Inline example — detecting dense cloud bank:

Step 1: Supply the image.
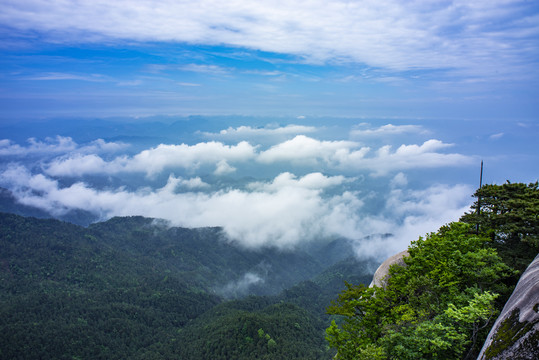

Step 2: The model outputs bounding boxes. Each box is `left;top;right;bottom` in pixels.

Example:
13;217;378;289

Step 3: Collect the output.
0;122;475;257
1;135;471;178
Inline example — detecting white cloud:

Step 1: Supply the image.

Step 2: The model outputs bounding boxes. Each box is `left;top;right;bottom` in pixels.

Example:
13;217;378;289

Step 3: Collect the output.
83;139;128;153
0;136;126;157
351;184;473;258
350;124;427;137
0;124;480;258
257;135;363;166
1;1;536;77
178;82;201;87
45;140;257;177
247;172;349;192
179;64;230;75
216;271;264;298
390;172;408;188
257;136;473;175
37;134;474;179
214;160;236;175
360;140;472;176
203;124;318;139
0;166;363;249
0;136;77;156
242;69;283;76
176;176;210;189
1;163;475;257
45;154;113;177
290;172;349;189
117;79;142;86
489;132;504;140
23;72;109;82
128;141;256;175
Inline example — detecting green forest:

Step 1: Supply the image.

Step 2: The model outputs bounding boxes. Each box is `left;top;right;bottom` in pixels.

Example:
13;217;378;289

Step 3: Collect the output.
0;210;376;359
1;182;537;359
327;182;539;359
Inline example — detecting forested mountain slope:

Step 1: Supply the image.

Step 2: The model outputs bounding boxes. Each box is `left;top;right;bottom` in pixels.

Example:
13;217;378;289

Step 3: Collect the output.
0;212;377;359
326;182;539;360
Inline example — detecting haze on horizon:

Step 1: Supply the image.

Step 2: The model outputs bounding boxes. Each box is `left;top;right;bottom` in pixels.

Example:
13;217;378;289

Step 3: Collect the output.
0;1;537;258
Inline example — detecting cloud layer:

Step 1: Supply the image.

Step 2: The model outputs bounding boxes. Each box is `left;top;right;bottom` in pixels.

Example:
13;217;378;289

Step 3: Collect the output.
1;1;537;76
1;164;362;248
350;124;427;137
351;181;473;258
40;135;472;178
45;141;257;177
0;136;126;157
258;136;472;175
201;124;318;140
0;163;472;256
0;120;478;257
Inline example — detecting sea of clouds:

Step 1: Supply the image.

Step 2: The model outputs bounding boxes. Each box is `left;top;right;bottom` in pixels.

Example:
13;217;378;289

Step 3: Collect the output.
0;121;475;258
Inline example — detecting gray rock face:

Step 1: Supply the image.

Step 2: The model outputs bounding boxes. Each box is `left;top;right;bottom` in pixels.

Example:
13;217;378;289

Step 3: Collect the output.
369;250;409;288
477;253;539;360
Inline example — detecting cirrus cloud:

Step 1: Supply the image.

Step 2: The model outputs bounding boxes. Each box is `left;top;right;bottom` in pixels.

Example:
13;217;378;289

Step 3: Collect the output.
1;0;536;78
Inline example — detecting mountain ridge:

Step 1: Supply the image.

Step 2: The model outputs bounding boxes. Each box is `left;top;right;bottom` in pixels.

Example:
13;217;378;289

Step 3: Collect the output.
0;211;378;359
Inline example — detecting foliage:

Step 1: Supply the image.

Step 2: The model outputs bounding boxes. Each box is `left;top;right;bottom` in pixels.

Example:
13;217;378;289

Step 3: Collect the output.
173;258;377;359
0;214;221;359
461;182;539;267
6;181;534;359
326;222;515;360
461;181;539;295
461;182;539;246
0;212;374;359
176;301;330;359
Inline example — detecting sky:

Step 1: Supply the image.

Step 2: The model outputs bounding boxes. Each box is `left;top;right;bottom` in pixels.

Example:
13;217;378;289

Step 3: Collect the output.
0;1;538;258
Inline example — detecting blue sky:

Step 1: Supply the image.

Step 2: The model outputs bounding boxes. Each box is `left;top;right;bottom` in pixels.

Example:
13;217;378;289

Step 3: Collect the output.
0;1;538;256
1;0;538;119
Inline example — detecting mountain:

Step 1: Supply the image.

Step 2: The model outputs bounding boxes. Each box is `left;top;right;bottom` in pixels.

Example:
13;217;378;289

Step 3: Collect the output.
175;257;378;360
0;212;378;359
0;187;99;226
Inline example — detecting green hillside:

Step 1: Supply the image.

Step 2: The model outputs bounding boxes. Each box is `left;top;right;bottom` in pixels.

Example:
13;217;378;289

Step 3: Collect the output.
0;212;377;359
326;182;539;359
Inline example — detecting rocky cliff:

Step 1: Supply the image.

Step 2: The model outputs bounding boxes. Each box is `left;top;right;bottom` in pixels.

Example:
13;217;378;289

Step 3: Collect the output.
477;252;539;360
369;250;409;288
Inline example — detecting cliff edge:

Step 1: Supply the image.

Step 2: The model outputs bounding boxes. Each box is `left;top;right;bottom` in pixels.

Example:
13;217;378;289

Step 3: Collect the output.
477;252;539;360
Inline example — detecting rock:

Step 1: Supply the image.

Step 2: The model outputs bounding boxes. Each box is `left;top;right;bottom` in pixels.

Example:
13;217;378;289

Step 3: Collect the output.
477;252;539;360
369;250;409;288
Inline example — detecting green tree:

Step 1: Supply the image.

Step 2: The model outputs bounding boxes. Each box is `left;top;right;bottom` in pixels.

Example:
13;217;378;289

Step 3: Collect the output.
267;338;277;350
461;182;539;248
326;222;514;360
461;181;539;274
